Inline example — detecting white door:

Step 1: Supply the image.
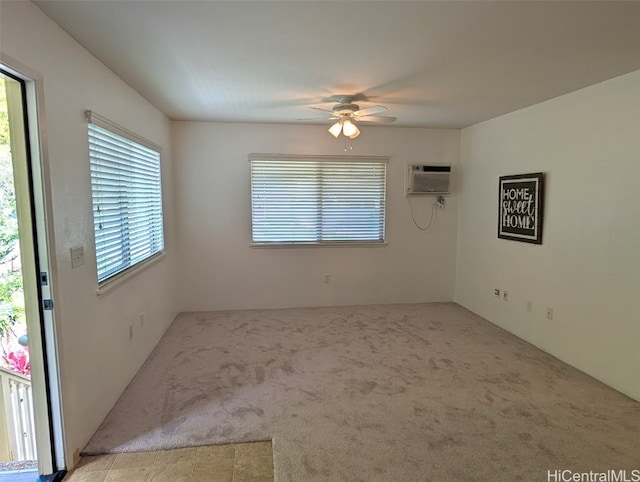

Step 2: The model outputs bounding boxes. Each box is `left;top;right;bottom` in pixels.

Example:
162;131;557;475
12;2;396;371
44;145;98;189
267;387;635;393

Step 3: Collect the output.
1;64;65;479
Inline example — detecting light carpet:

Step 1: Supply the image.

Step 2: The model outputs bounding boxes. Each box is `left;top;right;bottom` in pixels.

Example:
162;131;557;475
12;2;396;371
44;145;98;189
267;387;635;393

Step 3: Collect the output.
83;303;640;481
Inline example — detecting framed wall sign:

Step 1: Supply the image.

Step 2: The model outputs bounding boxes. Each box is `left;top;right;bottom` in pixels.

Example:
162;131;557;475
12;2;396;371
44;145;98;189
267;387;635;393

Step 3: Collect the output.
498;172;544;244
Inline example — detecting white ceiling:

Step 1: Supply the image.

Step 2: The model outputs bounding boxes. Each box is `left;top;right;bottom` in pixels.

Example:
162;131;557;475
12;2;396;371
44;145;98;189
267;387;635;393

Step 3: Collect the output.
34;0;640;128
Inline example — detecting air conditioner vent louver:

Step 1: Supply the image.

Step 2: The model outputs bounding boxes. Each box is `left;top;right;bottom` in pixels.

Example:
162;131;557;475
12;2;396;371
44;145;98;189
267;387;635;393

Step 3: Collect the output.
407;164;451;195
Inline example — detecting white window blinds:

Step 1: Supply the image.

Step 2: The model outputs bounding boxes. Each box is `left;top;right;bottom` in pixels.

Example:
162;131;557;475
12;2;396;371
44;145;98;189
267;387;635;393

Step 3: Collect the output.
250;155;387;245
87;111;164;283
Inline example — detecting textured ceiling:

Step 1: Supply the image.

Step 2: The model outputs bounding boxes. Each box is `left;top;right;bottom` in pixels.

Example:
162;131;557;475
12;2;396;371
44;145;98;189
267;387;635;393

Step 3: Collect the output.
34;0;640;128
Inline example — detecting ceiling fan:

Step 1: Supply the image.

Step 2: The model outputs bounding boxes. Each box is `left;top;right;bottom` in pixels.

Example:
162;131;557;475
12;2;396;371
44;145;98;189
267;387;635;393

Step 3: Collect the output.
299;95;397;139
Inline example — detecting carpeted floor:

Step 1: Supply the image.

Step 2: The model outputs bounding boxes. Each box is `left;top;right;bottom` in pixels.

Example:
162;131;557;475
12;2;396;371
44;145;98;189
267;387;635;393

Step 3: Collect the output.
83;303;640;481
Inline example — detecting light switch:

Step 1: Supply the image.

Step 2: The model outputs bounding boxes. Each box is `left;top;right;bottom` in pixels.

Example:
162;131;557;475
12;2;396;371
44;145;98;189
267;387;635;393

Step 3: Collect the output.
70;246;85;268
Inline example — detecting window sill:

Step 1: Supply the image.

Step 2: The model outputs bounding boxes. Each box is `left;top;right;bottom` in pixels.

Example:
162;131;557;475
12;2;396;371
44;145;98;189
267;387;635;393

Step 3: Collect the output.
250;242;388;249
96;251;166;297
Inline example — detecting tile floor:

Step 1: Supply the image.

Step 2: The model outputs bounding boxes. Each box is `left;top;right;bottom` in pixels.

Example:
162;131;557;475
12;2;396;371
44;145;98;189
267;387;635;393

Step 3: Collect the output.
64;441;274;482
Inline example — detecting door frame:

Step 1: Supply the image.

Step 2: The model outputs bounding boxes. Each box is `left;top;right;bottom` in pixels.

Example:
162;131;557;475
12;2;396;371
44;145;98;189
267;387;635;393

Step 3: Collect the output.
1;54;66;475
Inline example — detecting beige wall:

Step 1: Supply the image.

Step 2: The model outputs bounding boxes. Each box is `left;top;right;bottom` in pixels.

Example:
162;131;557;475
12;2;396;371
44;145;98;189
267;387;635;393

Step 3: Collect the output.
455;70;640;401
1;1;179;462
173;122;460;311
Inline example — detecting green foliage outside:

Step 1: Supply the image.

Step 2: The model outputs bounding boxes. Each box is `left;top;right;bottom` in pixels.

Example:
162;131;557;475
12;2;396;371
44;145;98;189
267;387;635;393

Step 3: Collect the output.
0;77;26;349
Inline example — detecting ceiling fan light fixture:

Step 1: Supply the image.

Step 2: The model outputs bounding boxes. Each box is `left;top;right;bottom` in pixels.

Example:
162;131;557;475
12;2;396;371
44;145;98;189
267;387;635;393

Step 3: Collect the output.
342;118;358;138
303;96;396;141
328;121;342;138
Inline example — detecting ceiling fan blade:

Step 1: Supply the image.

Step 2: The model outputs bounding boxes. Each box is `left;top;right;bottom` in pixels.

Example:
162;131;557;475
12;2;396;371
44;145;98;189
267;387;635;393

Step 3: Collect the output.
309;106;336;114
296;116;335;121
356;115;397;123
353;105;388;117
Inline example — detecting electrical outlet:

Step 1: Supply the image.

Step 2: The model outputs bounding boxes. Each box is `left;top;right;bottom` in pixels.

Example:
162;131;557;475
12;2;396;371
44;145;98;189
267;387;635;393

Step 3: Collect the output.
324;273;331;284
502;290;509;302
139;312;144;328
70;246;85;268
526;300;532;312
128;324;134;339
494;288;500;298
546;308;553;320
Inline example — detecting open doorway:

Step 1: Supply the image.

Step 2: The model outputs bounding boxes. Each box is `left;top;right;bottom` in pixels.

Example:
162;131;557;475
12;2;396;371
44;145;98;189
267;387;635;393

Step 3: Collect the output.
0;68;38;480
0;67;65;481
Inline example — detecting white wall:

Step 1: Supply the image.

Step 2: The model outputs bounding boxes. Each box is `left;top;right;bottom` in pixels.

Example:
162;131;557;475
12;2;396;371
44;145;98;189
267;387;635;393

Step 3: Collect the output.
174;122;460;311
455;70;640;401
1;1;178;464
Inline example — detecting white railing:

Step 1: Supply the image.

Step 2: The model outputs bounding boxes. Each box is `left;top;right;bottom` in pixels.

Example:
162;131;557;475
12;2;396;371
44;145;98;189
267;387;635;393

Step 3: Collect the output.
0;367;37;462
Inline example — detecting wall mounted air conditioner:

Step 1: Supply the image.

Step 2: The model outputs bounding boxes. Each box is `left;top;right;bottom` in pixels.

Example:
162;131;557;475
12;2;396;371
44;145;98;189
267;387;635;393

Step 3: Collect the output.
406;164;451;195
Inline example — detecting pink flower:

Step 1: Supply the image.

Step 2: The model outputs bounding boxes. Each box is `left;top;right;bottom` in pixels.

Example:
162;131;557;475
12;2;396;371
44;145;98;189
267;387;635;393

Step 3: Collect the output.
3;349;30;376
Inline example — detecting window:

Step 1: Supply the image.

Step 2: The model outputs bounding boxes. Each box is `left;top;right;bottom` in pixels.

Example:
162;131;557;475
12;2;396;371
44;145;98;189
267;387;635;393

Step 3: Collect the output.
87;111;164;284
250;155;387;246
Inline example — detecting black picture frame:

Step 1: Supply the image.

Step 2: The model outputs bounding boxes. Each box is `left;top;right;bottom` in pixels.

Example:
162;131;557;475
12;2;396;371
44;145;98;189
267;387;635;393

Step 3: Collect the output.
498;172;544;244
